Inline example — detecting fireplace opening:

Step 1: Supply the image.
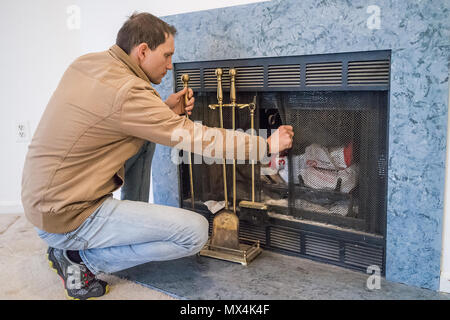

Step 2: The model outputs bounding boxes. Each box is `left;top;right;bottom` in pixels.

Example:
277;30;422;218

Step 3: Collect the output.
181;91;387;235
175;50;390;273
260;91;388;236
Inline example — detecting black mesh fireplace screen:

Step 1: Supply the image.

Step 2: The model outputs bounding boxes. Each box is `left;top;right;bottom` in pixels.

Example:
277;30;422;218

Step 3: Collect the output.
175;50;390;274
272;91;387;235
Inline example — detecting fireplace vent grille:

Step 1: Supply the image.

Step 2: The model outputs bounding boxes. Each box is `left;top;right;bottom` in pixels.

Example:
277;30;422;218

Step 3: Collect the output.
268;65;301;88
203;66;265;89
205;213;385;274
175;69;201;89
240;221;267;245
348;60;390;86
344;243;384;269
306;62;342;86
304;234;341;261
235;66;264;88
269;227;300;252
204;67;231;89
175;50;390;91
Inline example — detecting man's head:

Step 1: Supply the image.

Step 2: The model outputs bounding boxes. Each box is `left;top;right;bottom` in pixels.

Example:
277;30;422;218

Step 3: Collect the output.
116;12;177;84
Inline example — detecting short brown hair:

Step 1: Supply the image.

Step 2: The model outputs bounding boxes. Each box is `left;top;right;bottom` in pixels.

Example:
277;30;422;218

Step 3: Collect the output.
116;12;177;54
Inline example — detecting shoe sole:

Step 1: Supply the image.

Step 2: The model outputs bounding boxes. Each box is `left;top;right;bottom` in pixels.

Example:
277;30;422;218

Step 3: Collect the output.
46;252;109;300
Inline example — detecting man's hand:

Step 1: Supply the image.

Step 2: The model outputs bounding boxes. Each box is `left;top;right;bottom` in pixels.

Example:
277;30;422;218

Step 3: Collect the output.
267;125;294;154
165;87;195;116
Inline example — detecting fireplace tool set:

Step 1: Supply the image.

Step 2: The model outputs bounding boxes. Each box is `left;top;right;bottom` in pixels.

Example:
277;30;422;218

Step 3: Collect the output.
181;69;263;265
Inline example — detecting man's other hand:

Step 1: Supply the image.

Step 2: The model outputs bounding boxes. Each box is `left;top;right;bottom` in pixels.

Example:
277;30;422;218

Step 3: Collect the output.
165;87;195;116
267;125;294;154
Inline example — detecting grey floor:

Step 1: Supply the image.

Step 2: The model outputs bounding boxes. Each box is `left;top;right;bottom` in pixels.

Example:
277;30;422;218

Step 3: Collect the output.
115;250;450;300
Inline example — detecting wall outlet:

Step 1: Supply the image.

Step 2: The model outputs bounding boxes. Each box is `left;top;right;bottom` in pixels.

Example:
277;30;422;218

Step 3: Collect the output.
16;121;30;143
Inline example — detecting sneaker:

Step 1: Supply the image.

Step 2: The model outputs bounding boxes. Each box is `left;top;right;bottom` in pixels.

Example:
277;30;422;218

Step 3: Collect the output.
46;247;109;300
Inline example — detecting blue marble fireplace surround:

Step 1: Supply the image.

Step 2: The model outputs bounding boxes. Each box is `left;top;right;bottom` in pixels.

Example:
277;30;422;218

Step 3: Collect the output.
151;0;450;290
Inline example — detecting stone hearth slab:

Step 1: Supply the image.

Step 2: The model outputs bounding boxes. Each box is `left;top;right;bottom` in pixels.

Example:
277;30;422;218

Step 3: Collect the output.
114;250;450;300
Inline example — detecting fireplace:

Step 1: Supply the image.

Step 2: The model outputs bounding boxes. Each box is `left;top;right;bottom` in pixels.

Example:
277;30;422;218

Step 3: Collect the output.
174;50;390;274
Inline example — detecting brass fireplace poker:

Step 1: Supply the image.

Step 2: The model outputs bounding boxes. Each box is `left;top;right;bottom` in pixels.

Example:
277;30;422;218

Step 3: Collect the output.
199;68;262;265
181;74;195;209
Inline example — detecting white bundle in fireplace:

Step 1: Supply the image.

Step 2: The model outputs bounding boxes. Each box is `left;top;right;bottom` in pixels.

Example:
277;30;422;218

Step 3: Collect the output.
299;143;358;193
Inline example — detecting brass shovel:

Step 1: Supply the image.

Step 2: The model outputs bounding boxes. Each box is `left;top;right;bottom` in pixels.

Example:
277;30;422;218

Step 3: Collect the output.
210;68;240;250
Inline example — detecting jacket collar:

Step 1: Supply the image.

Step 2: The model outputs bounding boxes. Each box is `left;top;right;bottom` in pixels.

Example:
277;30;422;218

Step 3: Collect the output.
109;45;151;84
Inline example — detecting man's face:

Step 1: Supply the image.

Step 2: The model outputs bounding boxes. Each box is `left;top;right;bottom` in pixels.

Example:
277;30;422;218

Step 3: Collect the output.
140;34;174;84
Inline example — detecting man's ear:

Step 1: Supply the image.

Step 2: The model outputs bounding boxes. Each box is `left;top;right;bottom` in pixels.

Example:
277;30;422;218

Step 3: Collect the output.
135;43;149;62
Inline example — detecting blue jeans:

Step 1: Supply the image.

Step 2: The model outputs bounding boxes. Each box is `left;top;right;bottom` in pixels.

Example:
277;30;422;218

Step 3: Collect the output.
36;142;209;274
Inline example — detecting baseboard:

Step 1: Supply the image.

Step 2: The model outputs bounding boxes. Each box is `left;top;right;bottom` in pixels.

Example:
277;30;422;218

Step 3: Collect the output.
440;272;450;293
0;202;24;215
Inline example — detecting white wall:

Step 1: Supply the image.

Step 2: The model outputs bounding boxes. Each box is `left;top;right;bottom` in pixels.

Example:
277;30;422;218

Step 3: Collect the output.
0;0;81;213
0;0;269;214
440;72;450;294
78;0;270;54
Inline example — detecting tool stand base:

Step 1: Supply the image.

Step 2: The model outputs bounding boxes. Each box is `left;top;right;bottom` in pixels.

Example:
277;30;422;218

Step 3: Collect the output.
199;238;262;266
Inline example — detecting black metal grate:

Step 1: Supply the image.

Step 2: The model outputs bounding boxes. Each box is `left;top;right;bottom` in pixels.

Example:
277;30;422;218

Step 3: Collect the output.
344;242;384;270
304;233;341;262
240;220;267;245
174;50;390;91
269;227;301;252
268;65;301;88
204;67;231;90
348;60;390;86
306;62;342;86
235;66;264;88
175;69;201;90
204;212;385;274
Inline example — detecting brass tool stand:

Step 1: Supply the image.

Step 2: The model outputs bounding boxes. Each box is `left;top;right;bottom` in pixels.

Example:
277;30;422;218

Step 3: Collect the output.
181;74;195;209
199;239;262;266
199;68;262;266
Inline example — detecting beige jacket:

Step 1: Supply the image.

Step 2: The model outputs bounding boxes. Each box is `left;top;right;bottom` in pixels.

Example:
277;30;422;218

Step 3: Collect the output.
21;45;267;234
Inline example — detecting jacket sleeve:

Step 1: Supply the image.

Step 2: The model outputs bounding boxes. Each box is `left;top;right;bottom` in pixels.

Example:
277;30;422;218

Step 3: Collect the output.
117;80;268;162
